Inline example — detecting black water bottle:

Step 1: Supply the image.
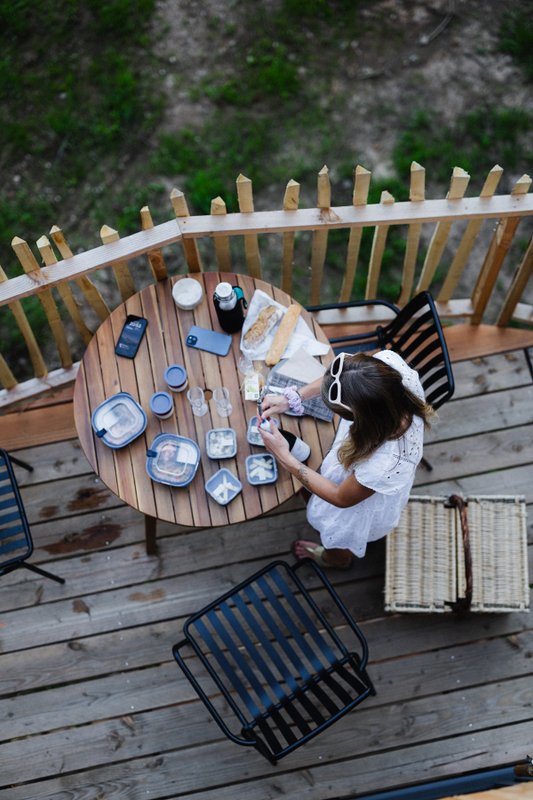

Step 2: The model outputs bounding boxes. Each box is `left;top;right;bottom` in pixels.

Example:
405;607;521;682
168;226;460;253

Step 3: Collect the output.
280;429;311;462
213;282;247;333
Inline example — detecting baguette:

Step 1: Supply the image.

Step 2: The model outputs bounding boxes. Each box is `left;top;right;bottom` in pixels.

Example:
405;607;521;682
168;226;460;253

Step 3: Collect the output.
265;303;302;366
243;305;282;349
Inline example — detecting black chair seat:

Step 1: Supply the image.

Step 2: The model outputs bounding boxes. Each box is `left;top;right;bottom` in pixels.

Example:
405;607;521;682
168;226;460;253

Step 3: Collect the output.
173;559;375;763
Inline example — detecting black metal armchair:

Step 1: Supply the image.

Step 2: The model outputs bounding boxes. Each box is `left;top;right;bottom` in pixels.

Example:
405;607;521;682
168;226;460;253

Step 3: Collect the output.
308;292;455;469
308;291;454;412
0;449;65;584
172;559;375;764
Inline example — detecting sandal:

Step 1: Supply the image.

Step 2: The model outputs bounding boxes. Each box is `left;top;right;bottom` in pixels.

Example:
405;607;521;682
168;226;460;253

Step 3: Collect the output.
291;539;352;570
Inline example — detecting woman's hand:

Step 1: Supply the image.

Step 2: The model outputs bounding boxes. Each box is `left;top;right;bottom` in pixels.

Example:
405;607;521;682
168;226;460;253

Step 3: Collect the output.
259;420;291;463
260;393;289;418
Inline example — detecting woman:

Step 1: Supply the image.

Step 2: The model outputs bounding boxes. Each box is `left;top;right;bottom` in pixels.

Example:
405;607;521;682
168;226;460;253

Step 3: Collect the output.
259;349;434;568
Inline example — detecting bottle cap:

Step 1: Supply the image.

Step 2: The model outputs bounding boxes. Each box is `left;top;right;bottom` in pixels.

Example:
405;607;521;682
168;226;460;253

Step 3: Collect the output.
150;391;173;418
164;364;187;390
215;282;233;300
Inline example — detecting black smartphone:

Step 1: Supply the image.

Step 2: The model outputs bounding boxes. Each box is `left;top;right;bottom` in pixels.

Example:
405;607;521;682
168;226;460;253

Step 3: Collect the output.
115;315;148;359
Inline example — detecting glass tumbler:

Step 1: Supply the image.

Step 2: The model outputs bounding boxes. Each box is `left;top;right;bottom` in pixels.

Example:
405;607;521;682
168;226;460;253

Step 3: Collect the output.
187;386;208;417
213;386;232;416
237;353;255;376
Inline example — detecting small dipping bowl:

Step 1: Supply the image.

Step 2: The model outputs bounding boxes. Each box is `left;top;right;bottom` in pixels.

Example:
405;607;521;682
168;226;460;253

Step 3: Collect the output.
150;391;173;419
245;453;278;486
247;415;279;447
206;427;237;459
172;277;203;310
164;364;188;392
205;468;242;506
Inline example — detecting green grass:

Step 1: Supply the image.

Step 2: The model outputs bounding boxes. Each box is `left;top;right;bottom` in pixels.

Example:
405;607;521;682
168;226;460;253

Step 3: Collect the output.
499;6;533;81
0;0;162;265
393;107;532;189
2;0;532;380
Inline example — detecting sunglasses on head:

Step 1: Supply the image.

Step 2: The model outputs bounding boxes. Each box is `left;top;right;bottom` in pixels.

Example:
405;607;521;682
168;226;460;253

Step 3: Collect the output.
328;352;353;413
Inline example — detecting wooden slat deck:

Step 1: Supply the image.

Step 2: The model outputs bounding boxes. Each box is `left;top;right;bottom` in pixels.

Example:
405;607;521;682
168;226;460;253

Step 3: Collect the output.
0;344;532;799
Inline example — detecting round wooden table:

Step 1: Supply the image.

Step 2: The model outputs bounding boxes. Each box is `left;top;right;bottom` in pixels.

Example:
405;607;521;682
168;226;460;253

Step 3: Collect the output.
73;273;336;553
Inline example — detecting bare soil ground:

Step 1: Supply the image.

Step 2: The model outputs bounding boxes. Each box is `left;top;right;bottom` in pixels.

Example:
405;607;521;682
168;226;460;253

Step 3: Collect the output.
154;0;532;196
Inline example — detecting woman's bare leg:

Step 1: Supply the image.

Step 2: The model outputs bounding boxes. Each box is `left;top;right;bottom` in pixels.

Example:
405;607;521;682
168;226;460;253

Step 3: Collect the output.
292;539;352;568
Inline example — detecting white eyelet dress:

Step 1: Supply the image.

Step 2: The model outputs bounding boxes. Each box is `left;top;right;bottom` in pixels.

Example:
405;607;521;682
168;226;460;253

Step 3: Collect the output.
306;350;425;558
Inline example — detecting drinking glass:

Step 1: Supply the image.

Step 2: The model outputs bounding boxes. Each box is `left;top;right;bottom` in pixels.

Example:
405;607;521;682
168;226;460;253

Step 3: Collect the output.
213;386;232;417
186;386;208;417
237;353;255;376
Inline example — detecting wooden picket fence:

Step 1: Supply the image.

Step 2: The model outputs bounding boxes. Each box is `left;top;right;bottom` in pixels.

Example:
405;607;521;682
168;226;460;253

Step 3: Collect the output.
0;162;532;408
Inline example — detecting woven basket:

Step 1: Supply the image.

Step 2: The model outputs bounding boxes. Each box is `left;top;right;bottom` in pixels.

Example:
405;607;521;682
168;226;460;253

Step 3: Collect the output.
385;495;529;613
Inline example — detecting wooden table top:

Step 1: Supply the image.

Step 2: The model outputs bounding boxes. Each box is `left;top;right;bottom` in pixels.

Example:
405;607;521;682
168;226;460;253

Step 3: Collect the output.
73;273;336;529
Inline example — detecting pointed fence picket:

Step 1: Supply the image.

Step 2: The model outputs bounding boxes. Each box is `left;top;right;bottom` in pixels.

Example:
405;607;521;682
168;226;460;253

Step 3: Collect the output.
398;161;425;305
339;164;371;302
0;160;531;404
49;225;110;322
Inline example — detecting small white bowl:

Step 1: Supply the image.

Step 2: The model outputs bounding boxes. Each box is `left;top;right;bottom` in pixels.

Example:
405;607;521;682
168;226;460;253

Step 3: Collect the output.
172;277;203;310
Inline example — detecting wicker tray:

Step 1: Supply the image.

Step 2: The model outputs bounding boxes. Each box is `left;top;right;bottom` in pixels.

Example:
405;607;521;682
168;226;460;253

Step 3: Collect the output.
385;495;529;613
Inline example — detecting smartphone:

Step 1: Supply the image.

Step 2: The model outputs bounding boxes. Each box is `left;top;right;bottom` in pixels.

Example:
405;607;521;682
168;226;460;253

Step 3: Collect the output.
185;325;232;357
115;315;148;359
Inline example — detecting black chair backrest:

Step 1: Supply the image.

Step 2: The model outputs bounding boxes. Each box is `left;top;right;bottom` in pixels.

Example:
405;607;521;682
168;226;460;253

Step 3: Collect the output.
323;292;454;410
0;449;32;573
379;292;455;410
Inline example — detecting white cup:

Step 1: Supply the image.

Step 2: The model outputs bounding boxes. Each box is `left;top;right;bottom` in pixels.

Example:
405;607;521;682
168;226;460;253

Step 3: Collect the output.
187;386;208;417
213;386;232;417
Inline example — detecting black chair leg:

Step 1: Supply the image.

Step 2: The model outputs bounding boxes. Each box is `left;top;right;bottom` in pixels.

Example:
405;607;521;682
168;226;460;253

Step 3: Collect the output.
420;456;433;471
22;562;65;585
9;455;34;472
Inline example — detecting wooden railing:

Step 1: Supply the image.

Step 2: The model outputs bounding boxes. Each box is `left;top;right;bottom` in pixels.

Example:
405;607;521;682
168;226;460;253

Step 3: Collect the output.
0;163;532;408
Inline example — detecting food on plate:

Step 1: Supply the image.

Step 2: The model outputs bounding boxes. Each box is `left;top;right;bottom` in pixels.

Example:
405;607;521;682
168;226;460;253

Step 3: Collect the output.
243;305;282;349
265;303;302;366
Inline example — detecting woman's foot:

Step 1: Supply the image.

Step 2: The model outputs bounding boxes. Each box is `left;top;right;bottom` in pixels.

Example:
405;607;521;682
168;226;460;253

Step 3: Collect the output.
291;539;352;569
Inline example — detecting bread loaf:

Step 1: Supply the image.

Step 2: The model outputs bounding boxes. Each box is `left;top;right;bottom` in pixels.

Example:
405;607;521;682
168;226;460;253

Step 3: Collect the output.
265;303;302;366
243;305;282;349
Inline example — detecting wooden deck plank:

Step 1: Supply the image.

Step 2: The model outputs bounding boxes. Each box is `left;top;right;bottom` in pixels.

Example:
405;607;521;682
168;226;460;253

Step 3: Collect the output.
4;719;532;799
0;402;76;449
443;324;533;362
2;593;530;699
0;345;532;799
450;350;532;398
426;384;532;442
444;786;533;800
418;424;532;484
3;626;532;741
2;674;531;786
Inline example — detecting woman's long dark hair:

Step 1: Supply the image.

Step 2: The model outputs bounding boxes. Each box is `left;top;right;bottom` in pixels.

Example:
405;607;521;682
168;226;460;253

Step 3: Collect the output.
321;353;434;468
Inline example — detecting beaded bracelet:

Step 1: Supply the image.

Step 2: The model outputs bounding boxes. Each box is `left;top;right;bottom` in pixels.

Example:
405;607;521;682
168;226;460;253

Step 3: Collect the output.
283;385;305;416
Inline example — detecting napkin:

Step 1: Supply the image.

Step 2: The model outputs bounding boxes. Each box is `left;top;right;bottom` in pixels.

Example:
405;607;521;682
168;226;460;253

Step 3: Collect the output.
240;290;330;361
275;347;327;383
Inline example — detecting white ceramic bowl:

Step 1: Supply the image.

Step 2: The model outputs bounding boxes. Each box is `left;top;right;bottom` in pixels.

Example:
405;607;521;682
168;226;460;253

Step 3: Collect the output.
172;278;203;310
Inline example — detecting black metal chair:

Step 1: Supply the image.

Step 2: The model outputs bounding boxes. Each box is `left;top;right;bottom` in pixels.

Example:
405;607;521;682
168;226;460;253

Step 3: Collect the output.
172;559;375;764
308;291;455;469
0;449;65;584
307;291;454;413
